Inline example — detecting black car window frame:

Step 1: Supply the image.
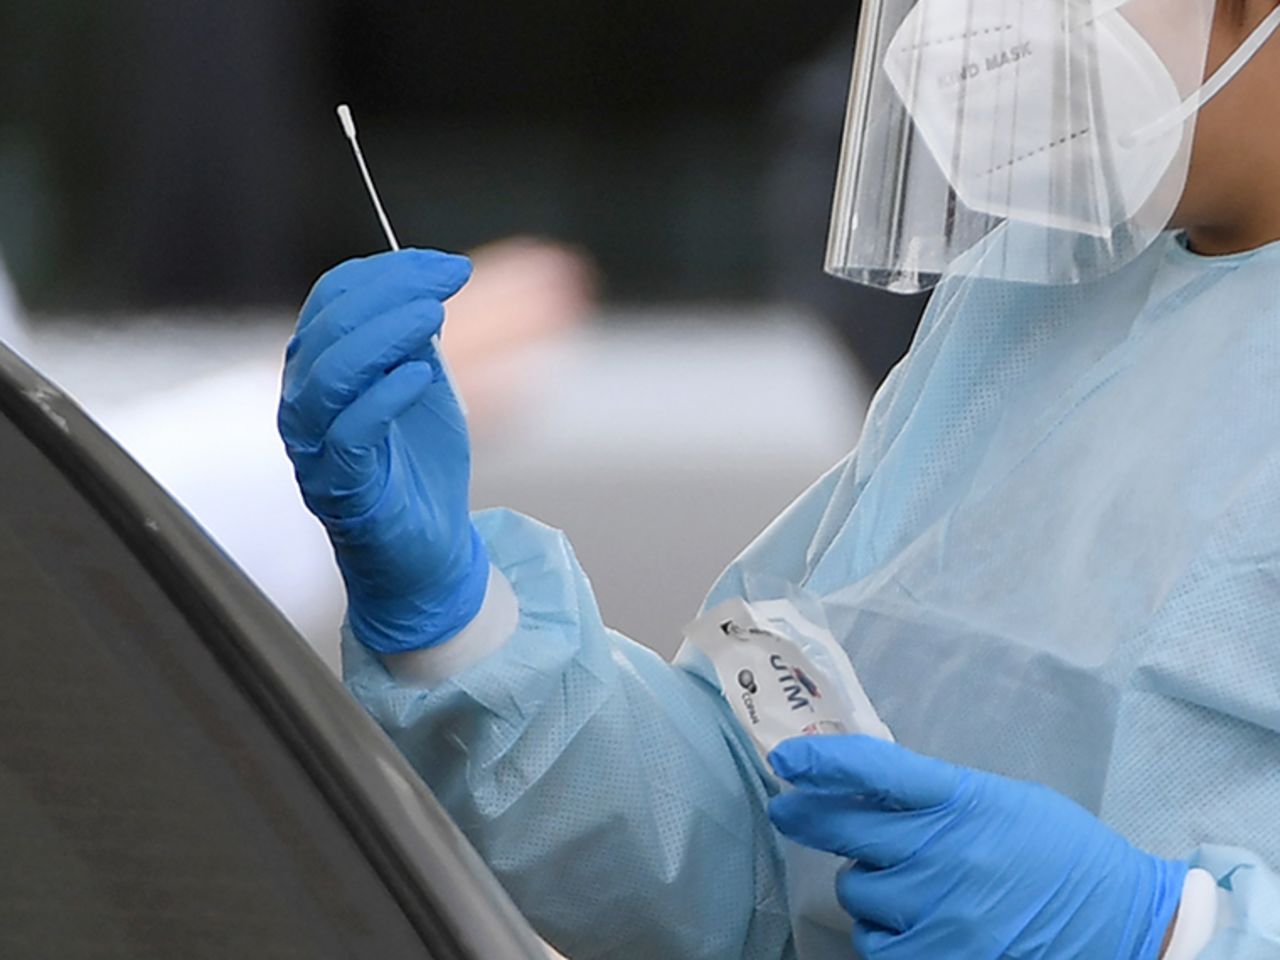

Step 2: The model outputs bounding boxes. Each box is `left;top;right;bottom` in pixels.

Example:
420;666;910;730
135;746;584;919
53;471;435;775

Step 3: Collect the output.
0;342;546;960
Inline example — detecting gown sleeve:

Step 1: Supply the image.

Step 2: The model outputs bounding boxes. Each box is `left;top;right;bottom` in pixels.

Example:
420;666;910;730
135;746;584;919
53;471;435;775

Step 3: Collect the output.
1190;846;1280;957
341;472;844;960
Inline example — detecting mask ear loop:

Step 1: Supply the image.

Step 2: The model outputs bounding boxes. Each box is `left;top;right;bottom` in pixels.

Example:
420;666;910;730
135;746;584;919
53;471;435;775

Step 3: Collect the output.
1122;4;1280;146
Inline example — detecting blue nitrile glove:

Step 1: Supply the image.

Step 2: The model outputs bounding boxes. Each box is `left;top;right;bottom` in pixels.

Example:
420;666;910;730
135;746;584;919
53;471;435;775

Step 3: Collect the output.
769;736;1187;960
278;249;489;653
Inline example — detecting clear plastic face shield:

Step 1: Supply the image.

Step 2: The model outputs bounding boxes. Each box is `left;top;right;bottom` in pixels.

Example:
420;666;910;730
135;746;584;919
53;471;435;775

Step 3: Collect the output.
827;0;1280;293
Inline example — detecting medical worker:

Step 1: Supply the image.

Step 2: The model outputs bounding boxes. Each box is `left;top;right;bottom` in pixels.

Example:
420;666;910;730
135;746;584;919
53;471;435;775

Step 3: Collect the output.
279;0;1280;956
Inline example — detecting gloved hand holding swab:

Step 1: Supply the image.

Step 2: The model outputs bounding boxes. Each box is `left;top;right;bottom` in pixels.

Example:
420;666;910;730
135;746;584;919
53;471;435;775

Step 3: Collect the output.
335;103;466;411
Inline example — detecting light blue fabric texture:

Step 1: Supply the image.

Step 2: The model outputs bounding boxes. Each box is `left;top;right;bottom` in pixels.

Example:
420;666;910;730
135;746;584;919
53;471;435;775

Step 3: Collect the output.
345;233;1280;959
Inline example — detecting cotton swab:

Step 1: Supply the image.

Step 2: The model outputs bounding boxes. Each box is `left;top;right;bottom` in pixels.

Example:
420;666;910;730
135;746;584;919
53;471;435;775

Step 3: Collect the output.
336;103;466;412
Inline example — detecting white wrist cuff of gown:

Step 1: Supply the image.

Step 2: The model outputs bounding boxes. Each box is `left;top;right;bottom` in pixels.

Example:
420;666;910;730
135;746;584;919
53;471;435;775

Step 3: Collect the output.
1163;868;1222;960
378;565;520;686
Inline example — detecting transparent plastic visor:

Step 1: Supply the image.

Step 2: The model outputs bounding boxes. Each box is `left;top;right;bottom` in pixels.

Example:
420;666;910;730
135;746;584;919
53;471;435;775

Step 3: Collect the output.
825;0;1223;294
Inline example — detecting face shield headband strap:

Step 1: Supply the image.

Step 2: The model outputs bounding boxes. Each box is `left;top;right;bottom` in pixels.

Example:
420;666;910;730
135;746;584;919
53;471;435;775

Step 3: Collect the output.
1126;4;1280;145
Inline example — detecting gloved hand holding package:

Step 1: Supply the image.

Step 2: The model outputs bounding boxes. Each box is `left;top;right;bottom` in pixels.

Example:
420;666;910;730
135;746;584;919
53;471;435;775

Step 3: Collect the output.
769;735;1188;960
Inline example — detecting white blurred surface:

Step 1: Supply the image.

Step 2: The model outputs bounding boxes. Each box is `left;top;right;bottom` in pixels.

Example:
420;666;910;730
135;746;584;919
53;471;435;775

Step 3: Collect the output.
472;309;865;655
0;261;30;359
26;314;348;667
22;307;867;670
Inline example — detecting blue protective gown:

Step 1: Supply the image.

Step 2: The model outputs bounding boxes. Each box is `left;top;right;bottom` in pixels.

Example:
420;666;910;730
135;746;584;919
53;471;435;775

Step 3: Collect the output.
345;233;1280;959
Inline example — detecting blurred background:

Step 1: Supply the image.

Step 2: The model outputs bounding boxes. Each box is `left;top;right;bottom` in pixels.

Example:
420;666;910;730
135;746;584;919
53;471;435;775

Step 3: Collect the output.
0;0;927;668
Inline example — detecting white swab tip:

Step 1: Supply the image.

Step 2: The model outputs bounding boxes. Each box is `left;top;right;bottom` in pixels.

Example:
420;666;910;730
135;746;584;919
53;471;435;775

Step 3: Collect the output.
336;104;357;140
